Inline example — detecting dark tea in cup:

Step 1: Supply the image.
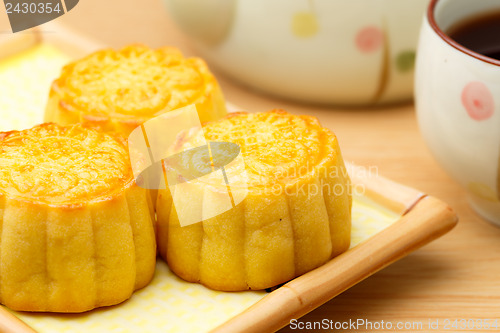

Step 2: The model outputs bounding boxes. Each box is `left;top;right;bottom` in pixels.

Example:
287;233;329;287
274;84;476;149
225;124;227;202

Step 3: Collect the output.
448;11;500;60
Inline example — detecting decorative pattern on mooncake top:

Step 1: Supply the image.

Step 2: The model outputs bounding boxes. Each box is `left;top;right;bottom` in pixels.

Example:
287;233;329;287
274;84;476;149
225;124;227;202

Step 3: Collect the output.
45;45;227;135
157;110;352;291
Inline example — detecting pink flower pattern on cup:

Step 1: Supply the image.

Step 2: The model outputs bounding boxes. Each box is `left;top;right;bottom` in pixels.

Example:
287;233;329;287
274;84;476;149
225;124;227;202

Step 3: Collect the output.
356;26;384;53
461;81;495;121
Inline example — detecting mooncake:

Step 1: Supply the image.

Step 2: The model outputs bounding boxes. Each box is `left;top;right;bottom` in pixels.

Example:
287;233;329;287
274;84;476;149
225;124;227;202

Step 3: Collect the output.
156;110;351;291
0;123;156;312
44;44;227;136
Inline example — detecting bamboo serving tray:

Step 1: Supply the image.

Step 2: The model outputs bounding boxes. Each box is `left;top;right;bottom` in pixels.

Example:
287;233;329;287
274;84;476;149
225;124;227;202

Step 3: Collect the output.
0;24;458;333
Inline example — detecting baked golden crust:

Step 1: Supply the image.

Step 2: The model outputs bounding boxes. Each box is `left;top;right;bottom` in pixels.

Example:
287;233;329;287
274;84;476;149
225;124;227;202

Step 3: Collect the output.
0;123;156;312
44;45;227;136
0;123;132;205
157;110;352;291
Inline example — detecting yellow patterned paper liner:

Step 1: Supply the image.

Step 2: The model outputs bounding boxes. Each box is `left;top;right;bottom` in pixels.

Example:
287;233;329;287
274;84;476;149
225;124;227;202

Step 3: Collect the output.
0;44;71;131
0;44;400;333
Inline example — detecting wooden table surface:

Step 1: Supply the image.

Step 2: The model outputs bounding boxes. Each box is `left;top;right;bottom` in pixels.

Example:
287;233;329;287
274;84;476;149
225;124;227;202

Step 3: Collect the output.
56;1;500;331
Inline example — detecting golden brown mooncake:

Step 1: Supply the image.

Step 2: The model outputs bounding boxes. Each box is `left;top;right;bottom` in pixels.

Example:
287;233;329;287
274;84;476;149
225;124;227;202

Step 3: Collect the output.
0;123;156;312
44;44;227;136
156;110;352;291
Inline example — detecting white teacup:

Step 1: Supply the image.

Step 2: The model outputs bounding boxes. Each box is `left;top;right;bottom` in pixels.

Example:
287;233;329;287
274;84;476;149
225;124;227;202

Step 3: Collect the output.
415;0;500;224
164;0;429;106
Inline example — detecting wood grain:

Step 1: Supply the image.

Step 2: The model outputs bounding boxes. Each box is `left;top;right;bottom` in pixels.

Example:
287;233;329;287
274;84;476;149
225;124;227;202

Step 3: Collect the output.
41;22;104;58
213;197;457;332
0;307;36;333
346;162;425;215
0;11;39;61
